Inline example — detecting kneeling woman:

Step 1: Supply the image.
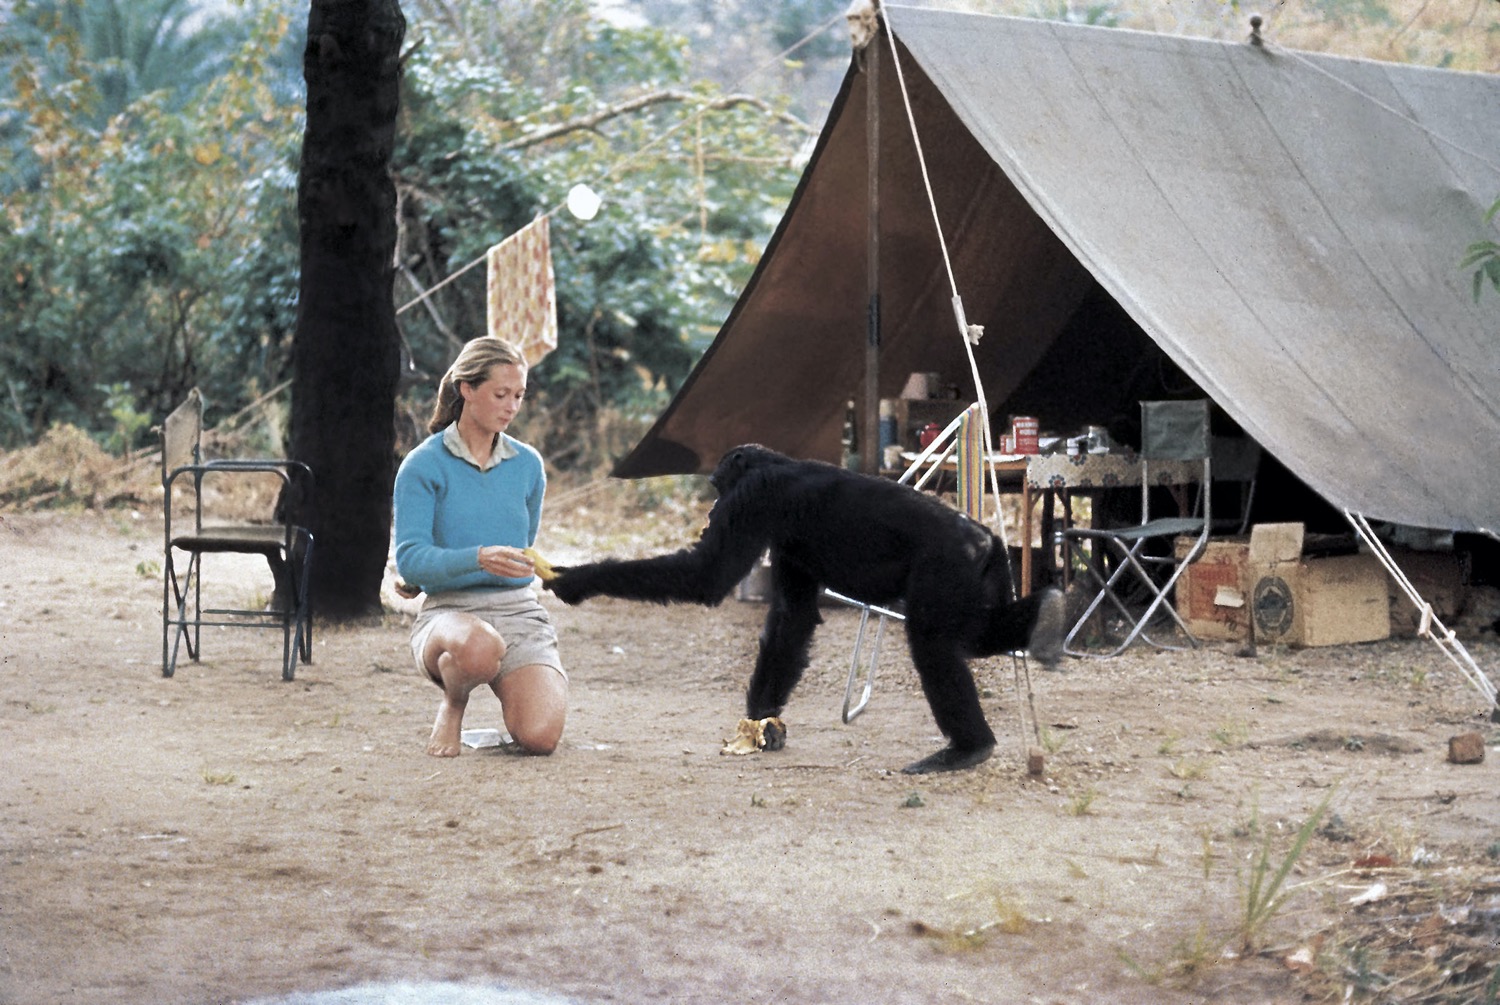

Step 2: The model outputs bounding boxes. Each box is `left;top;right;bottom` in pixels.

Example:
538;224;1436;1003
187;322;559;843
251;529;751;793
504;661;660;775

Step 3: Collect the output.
393;336;567;757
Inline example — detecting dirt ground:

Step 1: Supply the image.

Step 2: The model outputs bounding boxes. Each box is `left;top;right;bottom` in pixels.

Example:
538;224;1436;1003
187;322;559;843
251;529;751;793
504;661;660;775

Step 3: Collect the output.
2;502;1499;1005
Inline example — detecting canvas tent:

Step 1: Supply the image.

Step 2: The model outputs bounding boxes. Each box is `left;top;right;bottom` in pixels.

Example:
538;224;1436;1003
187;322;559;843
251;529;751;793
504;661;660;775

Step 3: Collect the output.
614;5;1500;541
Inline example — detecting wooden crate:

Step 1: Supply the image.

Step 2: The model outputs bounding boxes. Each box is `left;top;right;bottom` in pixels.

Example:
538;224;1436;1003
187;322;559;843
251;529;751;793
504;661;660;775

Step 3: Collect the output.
1175;536;1252;641
1247;523;1390;648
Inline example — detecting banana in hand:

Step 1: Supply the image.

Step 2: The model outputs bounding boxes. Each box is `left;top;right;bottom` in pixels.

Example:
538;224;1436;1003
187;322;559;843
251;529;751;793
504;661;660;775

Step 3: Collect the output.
522;547;559;581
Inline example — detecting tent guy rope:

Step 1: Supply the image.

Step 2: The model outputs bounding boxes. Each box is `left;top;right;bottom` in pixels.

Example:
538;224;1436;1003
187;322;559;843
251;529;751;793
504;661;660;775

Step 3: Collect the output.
875;2;1042;757
878;2;1010;548
1345;510;1499;714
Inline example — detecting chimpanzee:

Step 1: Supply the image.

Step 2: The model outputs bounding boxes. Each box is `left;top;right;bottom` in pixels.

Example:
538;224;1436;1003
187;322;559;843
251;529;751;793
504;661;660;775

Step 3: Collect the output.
546;445;1065;773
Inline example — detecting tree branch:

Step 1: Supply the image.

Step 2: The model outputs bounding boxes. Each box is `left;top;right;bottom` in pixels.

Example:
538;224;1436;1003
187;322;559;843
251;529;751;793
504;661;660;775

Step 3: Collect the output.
501;90;814;150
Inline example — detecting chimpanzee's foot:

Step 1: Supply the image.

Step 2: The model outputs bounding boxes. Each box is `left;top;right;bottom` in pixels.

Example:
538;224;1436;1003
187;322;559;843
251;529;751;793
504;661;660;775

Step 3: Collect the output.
1028;587;1066;669
759;717;787;751
901;743;995;774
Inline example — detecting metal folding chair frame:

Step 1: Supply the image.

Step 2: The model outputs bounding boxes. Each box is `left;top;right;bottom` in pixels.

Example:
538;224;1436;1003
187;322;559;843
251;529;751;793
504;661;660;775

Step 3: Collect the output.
1062;400;1212;658
827;589;905;723
1062;515;1208;657
160;392;315;681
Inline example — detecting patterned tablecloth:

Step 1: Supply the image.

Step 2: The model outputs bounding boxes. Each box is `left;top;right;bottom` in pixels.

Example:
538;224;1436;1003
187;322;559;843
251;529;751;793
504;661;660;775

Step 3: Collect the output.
1023;451;1200;491
887;451;1201;596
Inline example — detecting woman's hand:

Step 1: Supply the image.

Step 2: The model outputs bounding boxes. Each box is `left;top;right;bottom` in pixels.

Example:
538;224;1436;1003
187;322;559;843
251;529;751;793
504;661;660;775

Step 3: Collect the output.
477;545;536;579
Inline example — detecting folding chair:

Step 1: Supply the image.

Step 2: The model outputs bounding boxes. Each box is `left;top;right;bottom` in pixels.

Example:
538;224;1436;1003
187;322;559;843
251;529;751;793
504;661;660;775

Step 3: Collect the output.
161;389;314;681
833;403;988;722
1210;435;1262;536
1061;399;1211;657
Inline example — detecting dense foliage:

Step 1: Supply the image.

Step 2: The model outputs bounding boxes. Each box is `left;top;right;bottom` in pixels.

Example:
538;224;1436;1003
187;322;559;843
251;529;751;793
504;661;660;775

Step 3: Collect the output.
389;1;818;464
0;0;1494;464
1;0;304;451
0;0;819;465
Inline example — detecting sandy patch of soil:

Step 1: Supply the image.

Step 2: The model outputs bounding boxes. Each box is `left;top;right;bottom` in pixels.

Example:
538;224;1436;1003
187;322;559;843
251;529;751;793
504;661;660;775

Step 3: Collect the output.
1;509;1497;1004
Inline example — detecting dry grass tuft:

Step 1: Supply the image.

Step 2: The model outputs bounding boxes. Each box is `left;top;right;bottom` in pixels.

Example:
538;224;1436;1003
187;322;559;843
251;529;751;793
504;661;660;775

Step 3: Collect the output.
0;424;155;510
1296;862;1500;1003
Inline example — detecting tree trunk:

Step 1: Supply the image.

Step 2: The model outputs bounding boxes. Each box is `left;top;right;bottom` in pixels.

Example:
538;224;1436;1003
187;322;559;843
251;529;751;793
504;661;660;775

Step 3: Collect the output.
292;0;406;621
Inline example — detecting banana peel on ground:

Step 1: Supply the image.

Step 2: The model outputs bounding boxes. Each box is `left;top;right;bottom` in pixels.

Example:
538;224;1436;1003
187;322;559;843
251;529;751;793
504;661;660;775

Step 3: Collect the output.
721;716;787;756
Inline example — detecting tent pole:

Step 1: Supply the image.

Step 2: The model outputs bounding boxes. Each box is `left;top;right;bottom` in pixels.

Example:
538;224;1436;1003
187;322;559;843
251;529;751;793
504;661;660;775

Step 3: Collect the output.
861;19;881;476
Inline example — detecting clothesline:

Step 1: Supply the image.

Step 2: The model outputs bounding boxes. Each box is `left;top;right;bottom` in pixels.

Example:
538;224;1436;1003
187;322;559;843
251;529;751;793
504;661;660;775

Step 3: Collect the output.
395;9;847;320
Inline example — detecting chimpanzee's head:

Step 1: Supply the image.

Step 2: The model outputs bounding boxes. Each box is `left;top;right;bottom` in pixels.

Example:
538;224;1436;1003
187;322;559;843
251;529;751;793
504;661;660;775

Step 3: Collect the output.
708;444;788;495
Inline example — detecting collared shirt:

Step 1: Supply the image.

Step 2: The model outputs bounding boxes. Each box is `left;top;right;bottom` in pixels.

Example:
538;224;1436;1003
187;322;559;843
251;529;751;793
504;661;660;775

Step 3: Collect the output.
442;422;518;471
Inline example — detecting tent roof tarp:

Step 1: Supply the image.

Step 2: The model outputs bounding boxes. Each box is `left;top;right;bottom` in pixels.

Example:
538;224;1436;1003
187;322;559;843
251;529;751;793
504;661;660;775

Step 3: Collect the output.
614;6;1500;535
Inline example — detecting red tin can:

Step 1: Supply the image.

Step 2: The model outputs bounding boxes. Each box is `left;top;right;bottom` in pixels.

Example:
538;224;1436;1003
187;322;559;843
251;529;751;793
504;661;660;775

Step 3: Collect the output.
1012;416;1040;455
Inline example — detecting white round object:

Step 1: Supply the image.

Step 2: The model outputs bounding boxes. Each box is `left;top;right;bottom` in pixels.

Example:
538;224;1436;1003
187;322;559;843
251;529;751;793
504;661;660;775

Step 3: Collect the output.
566;183;601;221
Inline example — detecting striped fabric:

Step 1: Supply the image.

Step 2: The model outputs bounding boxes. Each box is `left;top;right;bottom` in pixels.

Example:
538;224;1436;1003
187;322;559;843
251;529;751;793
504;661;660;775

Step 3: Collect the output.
486;216;558;367
954;403;985;522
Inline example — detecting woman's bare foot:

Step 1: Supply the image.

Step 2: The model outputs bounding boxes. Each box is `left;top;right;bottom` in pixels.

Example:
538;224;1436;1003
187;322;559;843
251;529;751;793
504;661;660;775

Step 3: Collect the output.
426;696;467;757
417;615;507;757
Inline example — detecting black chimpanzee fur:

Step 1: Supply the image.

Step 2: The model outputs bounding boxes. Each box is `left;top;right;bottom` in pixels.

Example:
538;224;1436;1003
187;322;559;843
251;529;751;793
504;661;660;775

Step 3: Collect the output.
546;444;1065;774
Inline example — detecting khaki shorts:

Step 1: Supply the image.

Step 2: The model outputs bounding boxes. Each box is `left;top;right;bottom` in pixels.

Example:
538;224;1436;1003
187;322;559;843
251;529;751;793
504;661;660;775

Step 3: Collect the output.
409;587;565;682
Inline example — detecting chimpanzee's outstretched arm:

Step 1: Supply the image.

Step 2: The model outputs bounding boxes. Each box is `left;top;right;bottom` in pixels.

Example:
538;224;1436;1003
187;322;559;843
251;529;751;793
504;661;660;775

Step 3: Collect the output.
744;558;822;720
547;477;777;607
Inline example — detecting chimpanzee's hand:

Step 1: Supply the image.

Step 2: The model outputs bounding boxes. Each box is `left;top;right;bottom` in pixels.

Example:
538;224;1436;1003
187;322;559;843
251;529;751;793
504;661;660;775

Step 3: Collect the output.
543;566;592;605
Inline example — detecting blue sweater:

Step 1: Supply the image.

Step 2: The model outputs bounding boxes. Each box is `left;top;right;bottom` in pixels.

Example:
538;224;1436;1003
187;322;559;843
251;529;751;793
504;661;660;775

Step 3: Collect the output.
393;430;547;593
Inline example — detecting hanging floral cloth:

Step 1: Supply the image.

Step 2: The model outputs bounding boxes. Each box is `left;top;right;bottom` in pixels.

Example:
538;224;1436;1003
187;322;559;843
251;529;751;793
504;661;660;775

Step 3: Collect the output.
485;215;558;367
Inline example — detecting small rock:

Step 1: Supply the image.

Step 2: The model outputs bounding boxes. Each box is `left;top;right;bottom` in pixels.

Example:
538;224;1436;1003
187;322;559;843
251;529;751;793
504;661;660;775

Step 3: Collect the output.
1447;731;1485;764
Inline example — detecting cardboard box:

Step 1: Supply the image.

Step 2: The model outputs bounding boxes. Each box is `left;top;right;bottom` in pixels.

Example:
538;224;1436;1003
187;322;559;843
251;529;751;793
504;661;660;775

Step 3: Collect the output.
1247;523;1390;647
1175;536;1251;641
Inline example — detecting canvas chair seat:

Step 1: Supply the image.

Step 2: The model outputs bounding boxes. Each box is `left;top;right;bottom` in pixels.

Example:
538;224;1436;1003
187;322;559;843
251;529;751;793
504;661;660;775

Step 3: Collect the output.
1070;515;1205;545
160;390;314;681
171;525;296;553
